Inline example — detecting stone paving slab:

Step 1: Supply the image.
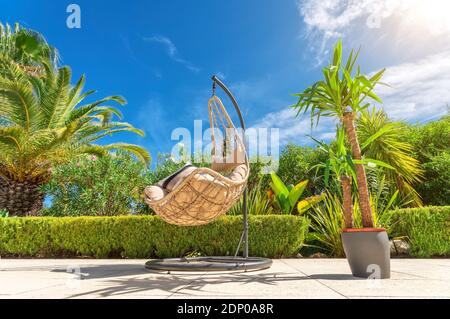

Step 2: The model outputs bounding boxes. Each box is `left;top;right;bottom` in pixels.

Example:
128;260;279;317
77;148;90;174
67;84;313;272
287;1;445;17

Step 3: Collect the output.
0;259;448;299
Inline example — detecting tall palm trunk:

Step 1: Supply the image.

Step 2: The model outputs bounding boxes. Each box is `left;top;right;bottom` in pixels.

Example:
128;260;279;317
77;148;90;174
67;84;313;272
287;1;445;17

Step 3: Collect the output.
340;175;353;228
0;175;44;216
342;111;374;228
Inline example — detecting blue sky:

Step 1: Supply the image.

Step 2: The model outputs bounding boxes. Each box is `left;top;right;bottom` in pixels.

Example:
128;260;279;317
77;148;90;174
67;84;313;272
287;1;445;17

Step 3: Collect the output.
1;0;449;165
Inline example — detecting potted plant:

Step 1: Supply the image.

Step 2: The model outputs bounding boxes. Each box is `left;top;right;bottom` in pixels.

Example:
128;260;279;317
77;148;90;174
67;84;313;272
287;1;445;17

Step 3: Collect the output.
293;40;391;278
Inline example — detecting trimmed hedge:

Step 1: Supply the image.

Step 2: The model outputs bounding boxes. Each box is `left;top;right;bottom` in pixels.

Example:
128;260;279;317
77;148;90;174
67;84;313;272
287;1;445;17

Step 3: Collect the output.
389;206;450;257
0;215;309;258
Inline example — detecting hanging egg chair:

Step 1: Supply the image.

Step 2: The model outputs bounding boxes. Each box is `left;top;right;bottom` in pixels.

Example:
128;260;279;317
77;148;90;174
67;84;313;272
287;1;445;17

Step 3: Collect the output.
143;75;272;272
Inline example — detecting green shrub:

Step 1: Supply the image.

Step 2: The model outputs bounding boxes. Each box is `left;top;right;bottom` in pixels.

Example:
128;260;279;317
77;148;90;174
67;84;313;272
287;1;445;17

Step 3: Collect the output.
415;151;450;206
43;152;149;216
403;116;450;206
0;215;309;258
389;206;450;257
275;144;328;197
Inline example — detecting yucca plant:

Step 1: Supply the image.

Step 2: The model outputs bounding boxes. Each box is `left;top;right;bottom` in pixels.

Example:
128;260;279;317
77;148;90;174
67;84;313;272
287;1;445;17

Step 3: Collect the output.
268;172;323;215
293;40;385;228
357;108;424;206
0;56;150;216
311;127;394;228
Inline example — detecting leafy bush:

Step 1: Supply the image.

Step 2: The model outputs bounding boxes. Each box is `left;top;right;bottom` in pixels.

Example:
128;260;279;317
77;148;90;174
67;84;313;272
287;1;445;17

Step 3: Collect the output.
0;215;309;258
275;144;327;197
42;152;148;216
403;116;450;206
389;206;450;257
415;151;450;206
0;209;8;217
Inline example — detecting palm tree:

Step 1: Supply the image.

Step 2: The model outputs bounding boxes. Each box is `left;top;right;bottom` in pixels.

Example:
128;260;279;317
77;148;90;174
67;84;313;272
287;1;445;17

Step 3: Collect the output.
293;40;385;228
0;55;150;216
0;22;58;75
356;108;424;206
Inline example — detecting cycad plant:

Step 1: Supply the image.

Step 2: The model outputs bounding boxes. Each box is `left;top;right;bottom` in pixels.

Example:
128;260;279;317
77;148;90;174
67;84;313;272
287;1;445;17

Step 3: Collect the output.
293;40;385;228
0;56;150;216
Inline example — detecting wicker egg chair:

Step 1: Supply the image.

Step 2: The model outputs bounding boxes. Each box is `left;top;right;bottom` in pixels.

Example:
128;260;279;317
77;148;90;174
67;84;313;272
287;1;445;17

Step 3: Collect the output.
144;75;272;272
144;95;249;226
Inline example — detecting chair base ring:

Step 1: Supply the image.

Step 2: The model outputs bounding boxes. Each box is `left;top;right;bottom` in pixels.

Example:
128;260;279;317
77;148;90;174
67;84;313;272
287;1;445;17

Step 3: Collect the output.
145;256;272;272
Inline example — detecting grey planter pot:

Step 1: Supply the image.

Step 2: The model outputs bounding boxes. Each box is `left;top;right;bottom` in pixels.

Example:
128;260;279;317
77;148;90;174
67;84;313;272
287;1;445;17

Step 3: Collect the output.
341;229;390;279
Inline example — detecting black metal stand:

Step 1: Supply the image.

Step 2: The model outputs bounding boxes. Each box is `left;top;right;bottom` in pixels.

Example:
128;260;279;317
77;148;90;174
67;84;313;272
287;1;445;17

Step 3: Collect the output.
145;75;272;273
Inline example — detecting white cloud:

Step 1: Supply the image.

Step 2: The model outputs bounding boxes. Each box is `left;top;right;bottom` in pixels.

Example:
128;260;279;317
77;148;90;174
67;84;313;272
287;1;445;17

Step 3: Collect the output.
298;0;450;64
299;0;396;34
144;35;200;73
250;107;337;146
375;50;450;122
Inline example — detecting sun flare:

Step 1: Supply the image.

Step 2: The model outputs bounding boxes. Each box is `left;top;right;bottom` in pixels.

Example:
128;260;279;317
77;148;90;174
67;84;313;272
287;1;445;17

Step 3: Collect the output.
405;0;450;35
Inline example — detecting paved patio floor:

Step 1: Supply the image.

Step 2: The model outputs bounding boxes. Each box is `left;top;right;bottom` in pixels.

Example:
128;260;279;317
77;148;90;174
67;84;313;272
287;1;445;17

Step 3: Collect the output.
0;258;449;299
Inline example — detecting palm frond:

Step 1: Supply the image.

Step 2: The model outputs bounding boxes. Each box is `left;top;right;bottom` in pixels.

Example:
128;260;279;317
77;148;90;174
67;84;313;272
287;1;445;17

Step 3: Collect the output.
357;108;424;206
102;143;151;165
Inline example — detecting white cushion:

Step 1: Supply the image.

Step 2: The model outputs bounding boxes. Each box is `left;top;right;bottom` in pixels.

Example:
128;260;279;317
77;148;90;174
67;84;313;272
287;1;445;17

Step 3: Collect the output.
144;185;166;202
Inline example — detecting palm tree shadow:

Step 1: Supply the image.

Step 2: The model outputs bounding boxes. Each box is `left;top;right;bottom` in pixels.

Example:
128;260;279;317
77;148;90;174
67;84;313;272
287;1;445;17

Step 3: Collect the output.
51;264;312;298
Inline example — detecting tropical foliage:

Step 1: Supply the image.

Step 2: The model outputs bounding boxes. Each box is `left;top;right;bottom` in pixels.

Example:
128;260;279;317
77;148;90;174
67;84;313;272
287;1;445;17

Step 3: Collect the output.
0;22;58;73
0;55;149;216
274;143;327;196
357;108;424;206
293;39;386;227
43;152;149;216
311;127;394;227
403;115;450;206
307;192;348;257
307;183;403;257
228;180;274;216
268;172;323;215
